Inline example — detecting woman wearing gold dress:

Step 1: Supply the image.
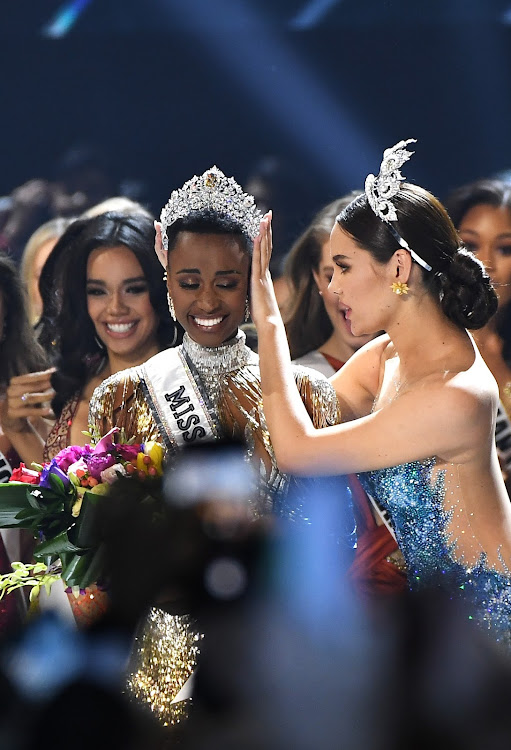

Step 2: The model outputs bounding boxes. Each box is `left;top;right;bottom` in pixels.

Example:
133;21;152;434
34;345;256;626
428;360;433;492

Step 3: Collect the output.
89;167;344;724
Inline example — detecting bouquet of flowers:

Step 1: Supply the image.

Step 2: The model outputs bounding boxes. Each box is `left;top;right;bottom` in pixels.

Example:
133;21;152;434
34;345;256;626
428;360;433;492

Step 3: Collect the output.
0;428;164;602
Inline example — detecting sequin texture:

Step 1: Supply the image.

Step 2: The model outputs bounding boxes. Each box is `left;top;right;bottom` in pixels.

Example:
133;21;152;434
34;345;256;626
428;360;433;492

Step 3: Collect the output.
89;331;342;721
359;458;511;649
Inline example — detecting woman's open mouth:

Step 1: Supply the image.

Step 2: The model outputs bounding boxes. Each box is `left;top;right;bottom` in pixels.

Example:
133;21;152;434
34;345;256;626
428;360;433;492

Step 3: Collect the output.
191;314;228;331
104;321;138;338
339;306;353;334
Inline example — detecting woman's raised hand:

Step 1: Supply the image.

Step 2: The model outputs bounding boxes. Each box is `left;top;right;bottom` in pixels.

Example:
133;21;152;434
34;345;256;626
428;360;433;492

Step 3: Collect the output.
153;221;167;269
1;369;56;434
250;211;280;328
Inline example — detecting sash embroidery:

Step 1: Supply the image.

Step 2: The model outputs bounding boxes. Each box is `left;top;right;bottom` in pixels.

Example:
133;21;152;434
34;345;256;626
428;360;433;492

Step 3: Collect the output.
140;348;217;451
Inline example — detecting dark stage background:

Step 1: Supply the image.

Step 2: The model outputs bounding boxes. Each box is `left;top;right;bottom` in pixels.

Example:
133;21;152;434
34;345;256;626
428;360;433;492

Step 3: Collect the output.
1;0;511;241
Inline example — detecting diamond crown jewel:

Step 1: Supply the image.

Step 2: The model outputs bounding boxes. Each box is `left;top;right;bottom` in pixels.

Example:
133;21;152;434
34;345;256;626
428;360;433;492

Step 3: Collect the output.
365;139;416;223
364;138;432;272
160;166;263;250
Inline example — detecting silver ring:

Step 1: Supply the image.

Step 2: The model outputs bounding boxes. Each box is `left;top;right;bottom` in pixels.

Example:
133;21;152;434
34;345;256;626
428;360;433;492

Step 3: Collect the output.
21;393;28;403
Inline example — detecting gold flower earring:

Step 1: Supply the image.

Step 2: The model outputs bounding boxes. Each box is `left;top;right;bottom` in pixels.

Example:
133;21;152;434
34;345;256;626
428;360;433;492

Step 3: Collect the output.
391;281;409;296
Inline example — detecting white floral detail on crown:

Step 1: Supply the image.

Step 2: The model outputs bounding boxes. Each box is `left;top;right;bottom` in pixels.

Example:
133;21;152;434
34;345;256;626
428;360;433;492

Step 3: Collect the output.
160;166;263;250
365;139;416;223
364;139;432;272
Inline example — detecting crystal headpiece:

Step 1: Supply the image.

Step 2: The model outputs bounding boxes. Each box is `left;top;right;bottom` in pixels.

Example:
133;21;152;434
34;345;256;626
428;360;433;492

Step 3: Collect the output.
365;139;432;272
160;166;263;250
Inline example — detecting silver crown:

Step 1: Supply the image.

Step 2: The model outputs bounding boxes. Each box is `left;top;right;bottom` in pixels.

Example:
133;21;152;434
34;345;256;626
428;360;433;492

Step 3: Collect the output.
365;139;416;223
160;166;263;250
364;139;432;272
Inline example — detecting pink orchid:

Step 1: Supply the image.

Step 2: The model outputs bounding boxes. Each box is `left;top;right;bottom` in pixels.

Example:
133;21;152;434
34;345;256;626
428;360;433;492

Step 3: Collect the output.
92;427;120;455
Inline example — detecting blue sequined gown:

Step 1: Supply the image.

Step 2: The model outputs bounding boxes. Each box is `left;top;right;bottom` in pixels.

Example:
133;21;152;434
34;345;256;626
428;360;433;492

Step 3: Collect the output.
358;458;511;649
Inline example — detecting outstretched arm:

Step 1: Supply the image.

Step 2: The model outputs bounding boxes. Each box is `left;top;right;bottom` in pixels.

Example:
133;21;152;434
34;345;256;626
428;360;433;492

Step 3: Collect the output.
251;213;330;471
251;215;483;476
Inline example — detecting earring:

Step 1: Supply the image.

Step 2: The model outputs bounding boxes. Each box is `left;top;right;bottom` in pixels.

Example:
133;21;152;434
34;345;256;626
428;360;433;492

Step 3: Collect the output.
167;292;176;321
244;298;250;323
94;334;106;350
391;281;409;296
163;270;176;321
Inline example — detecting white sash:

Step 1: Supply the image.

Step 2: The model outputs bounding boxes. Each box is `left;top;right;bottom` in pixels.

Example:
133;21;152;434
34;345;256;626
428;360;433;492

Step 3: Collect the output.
140;348;218;451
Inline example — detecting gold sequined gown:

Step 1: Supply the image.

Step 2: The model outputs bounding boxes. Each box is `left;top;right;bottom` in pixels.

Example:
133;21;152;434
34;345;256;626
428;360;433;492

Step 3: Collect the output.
89;330;340;724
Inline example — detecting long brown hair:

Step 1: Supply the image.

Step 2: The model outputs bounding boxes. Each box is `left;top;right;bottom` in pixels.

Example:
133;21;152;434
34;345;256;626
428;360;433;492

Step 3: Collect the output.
0;256;48;386
284;192;360;360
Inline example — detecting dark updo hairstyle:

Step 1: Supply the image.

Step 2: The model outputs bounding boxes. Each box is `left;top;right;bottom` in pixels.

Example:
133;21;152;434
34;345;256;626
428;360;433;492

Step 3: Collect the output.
338;184;498;330
38;211;177;417
445;178;511;362
284;192;361;360
0;256;48;386
164;208;253;257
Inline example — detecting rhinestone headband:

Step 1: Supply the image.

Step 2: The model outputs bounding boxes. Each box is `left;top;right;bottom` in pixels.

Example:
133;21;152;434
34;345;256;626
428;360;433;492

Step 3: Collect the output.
365;139;432;272
160;166;263;250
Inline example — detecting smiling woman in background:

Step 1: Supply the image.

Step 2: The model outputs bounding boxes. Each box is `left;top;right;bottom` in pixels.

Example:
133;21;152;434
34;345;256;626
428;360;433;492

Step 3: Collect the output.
2;211;175;466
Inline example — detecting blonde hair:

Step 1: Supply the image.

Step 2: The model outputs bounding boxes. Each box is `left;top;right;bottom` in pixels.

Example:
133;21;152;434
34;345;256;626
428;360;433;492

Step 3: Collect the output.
81;196;153;219
20;217;74;325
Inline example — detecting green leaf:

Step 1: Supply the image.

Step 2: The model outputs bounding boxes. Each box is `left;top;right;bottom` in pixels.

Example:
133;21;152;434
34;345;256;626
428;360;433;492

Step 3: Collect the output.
0;484;34;526
61;545;106;589
15;508;40;521
48;473;67;496
27;488;45;510
70;490;101;548
34;530;83;558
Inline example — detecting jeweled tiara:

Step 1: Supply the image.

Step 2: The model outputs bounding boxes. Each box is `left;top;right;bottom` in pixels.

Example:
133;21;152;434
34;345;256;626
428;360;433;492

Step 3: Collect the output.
365;139;432;272
160;166;263;250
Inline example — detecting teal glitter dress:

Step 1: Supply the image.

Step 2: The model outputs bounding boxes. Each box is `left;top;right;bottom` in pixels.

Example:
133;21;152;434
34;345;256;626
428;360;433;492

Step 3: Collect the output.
358;458;511;649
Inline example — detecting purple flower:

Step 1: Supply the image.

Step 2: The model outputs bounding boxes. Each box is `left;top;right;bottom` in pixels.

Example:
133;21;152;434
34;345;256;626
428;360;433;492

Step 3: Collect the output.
115;444;141;462
53;445;88;473
39;458;71;490
93;427;120;455
86;453;116;481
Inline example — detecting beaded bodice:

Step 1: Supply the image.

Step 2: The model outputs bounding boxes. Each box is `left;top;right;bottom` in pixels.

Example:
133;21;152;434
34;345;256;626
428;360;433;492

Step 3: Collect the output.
358;459;511;649
88;335;343;724
181;330;257;415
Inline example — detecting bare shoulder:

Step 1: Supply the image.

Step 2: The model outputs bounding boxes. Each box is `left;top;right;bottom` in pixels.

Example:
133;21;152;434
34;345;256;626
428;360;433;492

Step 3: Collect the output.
410;363;498;452
330;334;391;419
446;359;498;423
